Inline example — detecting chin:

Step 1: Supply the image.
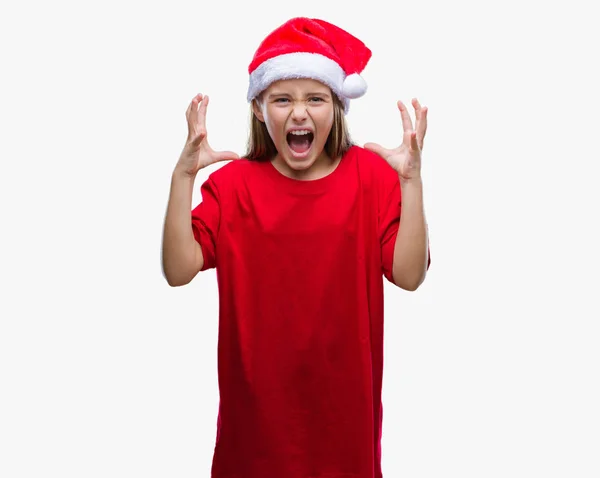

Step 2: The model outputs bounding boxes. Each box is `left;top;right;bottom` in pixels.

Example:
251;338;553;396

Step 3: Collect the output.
283;155;318;171
279;139;324;171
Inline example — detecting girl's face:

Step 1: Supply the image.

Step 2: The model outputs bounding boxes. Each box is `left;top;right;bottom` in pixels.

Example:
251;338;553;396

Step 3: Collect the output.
253;78;335;177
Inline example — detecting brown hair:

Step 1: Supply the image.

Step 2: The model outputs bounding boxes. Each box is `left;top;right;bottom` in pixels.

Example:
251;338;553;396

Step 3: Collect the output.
243;92;354;161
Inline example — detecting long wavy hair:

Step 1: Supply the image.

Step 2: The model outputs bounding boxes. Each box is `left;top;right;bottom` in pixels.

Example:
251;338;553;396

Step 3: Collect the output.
243;92;354;161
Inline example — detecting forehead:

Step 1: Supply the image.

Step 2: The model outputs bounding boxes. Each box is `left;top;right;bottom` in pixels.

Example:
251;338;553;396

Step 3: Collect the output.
266;78;331;94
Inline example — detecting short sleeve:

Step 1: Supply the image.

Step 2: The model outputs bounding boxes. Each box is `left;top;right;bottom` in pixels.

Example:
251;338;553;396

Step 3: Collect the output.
379;173;401;283
379;172;431;284
191;176;220;271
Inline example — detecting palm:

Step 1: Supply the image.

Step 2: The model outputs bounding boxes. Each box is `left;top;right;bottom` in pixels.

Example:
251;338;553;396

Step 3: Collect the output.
182;94;239;174
383;143;415;178
364;98;428;182
196;136;221;170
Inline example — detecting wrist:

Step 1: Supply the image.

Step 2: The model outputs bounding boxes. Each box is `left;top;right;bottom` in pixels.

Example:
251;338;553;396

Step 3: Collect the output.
172;165;197;182
399;175;423;188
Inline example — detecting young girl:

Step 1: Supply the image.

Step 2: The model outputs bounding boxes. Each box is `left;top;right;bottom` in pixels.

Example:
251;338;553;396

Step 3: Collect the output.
162;16;430;478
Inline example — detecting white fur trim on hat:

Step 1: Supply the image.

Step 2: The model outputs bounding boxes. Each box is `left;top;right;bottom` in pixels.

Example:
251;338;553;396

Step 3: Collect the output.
247;52;353;112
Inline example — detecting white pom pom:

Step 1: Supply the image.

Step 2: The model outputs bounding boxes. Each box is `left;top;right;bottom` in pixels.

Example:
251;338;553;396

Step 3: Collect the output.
342;73;367;99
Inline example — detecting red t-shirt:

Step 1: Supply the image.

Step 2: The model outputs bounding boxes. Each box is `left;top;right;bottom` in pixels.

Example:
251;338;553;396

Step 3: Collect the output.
191;145;430;478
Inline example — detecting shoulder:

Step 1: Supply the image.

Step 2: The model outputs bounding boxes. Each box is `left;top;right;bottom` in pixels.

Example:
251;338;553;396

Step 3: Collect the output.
209;158;254;178
205;158;258;187
348;145;399;186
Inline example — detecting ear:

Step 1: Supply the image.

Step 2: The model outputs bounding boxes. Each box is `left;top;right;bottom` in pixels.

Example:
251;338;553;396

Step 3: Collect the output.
252;99;265;123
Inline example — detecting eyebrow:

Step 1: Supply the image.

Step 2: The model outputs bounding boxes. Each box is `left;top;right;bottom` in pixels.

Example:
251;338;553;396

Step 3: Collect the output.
268;92;331;99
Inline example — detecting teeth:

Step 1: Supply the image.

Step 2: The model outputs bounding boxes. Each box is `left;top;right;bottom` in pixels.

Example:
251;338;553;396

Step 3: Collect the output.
289;130;312;135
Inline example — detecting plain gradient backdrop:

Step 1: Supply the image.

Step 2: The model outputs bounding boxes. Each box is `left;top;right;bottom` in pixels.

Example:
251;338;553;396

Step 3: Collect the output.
1;0;599;477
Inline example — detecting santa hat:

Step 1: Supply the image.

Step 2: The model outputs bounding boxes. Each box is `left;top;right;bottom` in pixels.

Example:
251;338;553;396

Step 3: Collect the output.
247;17;372;113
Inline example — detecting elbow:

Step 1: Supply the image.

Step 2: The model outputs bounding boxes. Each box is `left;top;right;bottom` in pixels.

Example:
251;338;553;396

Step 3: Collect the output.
392;252;429;292
165;276;189;287
393;270;427;292
400;280;421;292
162;265;192;287
403;282;420;292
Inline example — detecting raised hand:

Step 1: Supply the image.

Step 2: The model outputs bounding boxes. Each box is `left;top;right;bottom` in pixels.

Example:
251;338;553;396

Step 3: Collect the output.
364;98;428;183
176;94;240;177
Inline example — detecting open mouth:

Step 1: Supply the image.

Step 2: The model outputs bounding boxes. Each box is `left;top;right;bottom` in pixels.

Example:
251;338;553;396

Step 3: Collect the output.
286;129;314;155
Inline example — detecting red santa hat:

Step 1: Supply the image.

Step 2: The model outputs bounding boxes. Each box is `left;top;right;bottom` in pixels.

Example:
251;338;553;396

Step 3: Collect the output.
247;17;372;113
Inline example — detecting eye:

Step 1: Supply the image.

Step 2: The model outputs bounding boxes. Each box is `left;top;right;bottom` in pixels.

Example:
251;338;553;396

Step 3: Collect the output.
274;98;289;103
309;97;324;102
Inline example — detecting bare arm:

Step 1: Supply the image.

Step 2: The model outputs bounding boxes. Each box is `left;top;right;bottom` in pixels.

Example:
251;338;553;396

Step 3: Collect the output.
365;98;430;291
161;93;239;287
391;177;429;291
161;167;204;286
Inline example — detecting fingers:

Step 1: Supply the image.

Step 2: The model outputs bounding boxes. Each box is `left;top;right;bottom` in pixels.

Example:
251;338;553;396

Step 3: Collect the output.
412;98;422;121
410;131;419;152
419;107;427;149
412;98;427;149
402;129;413;151
399;98;428;150
197;94;209;132
363;142;389;159
186;93;203;138
397;100;414;133
186;93;209;140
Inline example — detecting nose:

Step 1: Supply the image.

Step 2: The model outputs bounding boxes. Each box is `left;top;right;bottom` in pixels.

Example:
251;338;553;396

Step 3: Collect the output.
290;101;308;121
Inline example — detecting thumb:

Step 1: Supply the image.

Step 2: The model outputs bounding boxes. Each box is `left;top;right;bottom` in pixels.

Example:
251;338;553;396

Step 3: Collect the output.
363;142;389;159
216;150;240;161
